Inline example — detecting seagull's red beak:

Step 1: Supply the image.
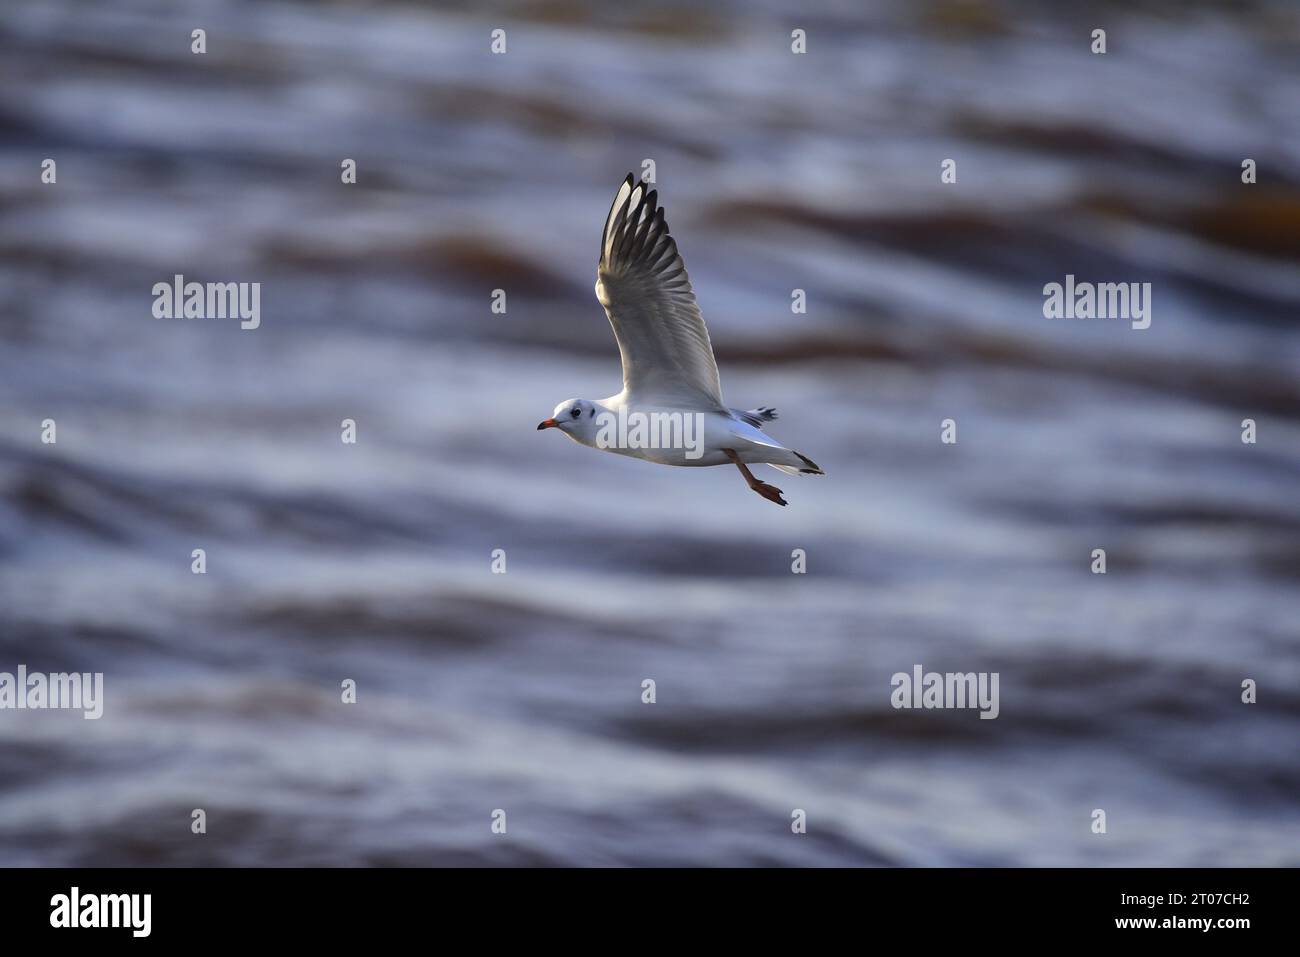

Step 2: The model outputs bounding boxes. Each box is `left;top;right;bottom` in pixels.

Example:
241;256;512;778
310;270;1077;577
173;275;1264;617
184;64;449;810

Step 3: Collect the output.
537;418;558;430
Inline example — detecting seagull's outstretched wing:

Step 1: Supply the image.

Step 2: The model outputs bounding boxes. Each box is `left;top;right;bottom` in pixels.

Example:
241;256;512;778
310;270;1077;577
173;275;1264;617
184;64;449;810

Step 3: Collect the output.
595;173;724;409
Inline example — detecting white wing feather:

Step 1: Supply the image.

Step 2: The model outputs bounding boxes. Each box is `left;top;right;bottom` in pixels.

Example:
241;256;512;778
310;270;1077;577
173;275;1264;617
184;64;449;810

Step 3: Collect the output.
594;174;725;409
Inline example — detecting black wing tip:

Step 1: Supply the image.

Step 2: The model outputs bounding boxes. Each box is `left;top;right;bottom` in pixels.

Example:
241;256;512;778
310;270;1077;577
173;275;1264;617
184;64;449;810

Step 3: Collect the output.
733;407;779;429
601;172;669;271
794;451;824;474
601;174;637;265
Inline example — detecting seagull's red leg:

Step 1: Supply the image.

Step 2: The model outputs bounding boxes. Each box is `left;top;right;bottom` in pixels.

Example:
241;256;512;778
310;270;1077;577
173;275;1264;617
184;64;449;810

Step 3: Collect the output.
722;449;787;506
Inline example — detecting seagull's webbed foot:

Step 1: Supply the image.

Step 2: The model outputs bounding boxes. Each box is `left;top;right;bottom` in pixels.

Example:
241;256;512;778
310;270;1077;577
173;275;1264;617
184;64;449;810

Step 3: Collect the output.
723;449;787;507
750;480;788;506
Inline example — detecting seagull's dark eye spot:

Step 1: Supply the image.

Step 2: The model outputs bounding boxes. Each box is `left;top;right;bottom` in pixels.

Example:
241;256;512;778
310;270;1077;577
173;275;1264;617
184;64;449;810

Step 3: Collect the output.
570;407;582;419
588;408;595;417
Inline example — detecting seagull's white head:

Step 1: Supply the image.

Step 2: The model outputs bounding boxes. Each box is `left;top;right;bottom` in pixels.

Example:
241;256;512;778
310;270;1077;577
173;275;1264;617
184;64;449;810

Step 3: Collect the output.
537;398;603;443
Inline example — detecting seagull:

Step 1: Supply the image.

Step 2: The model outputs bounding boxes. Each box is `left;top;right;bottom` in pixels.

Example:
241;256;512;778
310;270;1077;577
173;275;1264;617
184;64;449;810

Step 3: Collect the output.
537;173;824;506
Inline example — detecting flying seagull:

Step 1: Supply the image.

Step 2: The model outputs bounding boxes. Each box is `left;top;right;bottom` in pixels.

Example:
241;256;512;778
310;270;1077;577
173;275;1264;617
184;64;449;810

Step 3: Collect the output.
537;173;823;506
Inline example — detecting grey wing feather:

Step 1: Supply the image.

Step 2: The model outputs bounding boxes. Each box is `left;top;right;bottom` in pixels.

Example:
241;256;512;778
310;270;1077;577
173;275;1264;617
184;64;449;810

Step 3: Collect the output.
595;174;724;409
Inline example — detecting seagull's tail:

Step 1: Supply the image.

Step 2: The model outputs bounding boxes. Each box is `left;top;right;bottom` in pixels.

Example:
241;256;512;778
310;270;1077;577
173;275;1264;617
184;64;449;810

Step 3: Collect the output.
767;449;824;476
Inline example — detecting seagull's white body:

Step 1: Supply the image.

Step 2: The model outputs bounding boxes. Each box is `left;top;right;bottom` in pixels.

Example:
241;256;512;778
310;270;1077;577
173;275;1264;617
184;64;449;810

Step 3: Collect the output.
538;174;824;505
554;396;804;470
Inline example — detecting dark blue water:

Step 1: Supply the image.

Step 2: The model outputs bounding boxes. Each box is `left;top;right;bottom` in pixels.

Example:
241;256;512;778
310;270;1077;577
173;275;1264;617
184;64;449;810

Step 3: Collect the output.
0;0;1298;865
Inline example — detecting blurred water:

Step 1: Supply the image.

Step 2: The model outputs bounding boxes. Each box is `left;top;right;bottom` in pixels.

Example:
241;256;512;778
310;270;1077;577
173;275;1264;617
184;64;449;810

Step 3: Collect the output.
1;0;1298;866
